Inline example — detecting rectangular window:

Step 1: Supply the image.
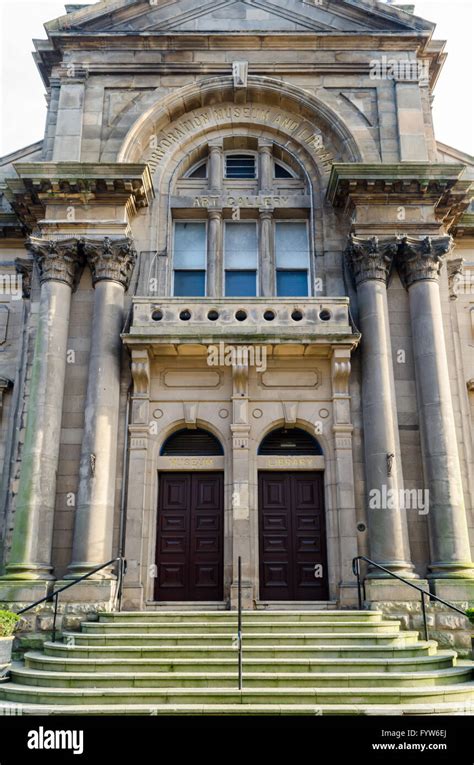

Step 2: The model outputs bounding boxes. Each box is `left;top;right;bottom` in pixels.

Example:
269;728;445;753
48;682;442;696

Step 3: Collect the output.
173;222;206;297
225;154;257;180
275;222;310;297
224;222;258;296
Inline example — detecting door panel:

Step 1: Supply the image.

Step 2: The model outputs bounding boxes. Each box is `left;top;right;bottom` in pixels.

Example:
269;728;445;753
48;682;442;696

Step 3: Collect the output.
259;472;328;601
155;472;223;601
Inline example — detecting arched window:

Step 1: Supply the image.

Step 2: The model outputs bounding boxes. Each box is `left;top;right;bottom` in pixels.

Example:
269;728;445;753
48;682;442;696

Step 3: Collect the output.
258;427;323;456
185;160;208;179
172;140;310;298
274;161;294;179
160;428;224;456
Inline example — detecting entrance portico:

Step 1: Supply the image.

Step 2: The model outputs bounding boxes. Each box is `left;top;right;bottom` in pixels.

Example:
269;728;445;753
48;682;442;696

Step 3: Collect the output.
122;296;360;609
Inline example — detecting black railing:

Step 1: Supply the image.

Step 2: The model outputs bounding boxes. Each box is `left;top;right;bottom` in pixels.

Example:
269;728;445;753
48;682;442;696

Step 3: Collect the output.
352;555;467;642
18;557;127;643
237;556;243;691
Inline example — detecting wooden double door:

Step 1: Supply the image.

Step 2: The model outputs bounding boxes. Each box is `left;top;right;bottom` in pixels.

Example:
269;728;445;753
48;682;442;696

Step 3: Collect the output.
155;470;328;602
155;472;223;601
259;472;328;601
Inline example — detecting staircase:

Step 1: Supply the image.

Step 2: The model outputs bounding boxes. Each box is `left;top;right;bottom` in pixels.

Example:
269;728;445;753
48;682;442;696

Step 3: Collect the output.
1;610;473;715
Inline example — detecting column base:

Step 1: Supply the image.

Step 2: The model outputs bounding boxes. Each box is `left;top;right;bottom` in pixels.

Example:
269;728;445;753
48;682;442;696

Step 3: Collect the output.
63;563;116;580
427;562;474;579
365;578;430;603
430;578;474;603
230;581;254;610
366;561;418;580
55;579;118;605
0;580;54;607
2;563;55;581
338;581;360;608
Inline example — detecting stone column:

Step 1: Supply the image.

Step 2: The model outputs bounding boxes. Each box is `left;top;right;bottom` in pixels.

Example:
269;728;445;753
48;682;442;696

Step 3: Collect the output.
398;236;474;586
331;346;359;604
208;140;223;192
259;209;274;297
346;235;415;578
3;238;83;585
66;237;136;579
258;140;273;192
207;209;223;297
230;361;253;609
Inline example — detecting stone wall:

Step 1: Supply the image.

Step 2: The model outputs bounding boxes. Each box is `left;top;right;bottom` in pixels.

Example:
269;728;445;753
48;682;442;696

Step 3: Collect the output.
370;601;472;657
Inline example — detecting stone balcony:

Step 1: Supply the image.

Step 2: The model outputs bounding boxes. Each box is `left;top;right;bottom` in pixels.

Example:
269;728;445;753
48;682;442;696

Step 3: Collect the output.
124;297;359;356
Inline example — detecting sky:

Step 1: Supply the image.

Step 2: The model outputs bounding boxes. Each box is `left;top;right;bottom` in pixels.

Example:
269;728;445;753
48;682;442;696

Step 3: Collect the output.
0;0;473;157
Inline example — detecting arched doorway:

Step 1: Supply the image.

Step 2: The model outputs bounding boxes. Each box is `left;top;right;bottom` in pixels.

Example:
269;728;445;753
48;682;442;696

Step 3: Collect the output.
258;428;328;601
155;429;224;602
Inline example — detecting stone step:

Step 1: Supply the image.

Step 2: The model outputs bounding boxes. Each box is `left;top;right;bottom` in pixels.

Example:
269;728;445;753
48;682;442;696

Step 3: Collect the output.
11;666;471;689
24;651;456;674
83;620;400;635
2;700;472;716
2;682;474;706
60;631;418;647
43;641;438;660
98;610;384;623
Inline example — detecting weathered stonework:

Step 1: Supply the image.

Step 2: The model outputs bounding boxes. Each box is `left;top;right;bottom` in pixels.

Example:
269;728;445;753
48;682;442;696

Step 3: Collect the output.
0;1;472;654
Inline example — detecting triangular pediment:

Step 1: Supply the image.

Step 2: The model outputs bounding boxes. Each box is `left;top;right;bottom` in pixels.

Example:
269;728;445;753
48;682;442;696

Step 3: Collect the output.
46;0;434;35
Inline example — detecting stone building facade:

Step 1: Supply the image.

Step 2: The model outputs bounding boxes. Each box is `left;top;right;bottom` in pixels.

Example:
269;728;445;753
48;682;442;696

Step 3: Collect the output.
0;0;473;647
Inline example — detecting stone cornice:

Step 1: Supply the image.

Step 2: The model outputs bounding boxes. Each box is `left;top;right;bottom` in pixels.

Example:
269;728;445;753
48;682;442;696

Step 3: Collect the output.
4;163;154;230
81;236;137;289
346;235;398;286
326;163;473;229
397;235;453;288
26;237;84;289
451;213;474;238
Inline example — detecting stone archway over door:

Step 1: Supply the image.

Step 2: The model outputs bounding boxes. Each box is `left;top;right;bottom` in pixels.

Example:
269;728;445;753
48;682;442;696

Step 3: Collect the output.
258;471;328;601
155;472;224;602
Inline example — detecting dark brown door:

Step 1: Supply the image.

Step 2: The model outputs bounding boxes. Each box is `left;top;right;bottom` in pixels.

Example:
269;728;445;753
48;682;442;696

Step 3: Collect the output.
259;472;328;601
155;472;224;601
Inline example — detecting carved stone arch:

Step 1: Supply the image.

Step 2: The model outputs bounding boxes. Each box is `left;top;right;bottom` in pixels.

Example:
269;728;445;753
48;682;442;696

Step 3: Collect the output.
256;416;333;463
152;417;228;460
115;75;377;168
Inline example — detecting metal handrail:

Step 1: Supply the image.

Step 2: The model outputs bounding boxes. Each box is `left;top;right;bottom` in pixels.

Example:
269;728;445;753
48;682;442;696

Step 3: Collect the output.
18;556;127;643
237;556;243;691
352;555;467;642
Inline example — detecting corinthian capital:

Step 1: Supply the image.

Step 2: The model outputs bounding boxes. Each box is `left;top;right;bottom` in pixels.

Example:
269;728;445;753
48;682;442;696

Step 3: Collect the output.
397;235;453;288
26;237;83;289
346;235;398;287
82;237;137;288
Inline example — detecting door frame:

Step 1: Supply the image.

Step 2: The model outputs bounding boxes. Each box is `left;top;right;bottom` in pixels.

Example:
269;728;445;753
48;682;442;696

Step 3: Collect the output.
154;469;225;603
257;469;329;602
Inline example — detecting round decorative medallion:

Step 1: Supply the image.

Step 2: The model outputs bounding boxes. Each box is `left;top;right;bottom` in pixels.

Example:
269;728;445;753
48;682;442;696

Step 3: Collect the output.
219;409;229;419
253;409;263;419
319;408;330;419
153;409;164;419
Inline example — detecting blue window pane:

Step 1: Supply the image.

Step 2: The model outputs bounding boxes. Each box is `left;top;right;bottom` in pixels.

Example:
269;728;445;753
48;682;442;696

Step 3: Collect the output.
174;222;206;269
275;222;309;268
174;271;205;297
277;271;309;297
225;271;257;297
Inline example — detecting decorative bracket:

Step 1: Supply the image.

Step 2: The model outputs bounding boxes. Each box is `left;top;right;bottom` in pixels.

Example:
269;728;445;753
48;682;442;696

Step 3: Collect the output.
282;402;298;429
183;402;198;429
232;61;248;104
130;349;150;398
